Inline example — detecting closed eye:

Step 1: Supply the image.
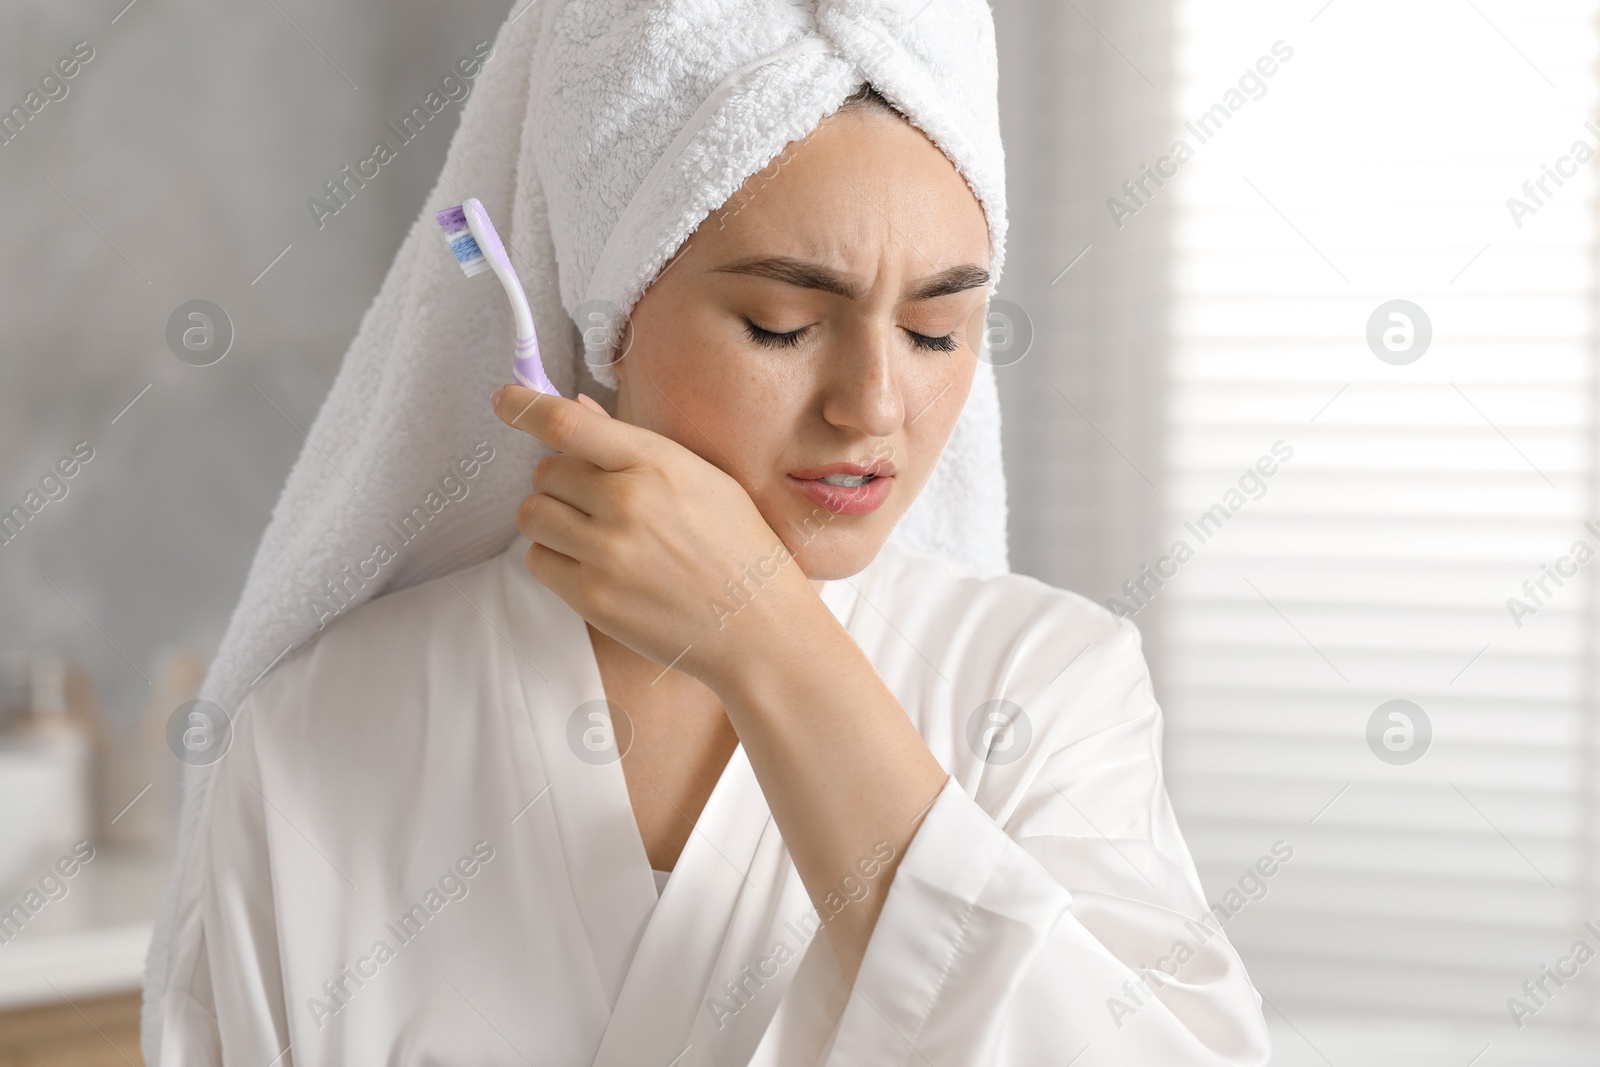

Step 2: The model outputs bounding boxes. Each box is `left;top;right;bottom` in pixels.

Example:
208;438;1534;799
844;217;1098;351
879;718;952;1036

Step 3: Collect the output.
743;319;959;353
744;319;808;348
905;329;958;353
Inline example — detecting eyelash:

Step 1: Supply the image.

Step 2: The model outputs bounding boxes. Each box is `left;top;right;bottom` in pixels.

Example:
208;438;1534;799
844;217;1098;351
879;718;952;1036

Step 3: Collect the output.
743;320;958;353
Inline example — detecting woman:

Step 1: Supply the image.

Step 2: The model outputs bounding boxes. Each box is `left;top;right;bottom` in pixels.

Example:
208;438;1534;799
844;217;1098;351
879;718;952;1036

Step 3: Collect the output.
142;2;1271;1064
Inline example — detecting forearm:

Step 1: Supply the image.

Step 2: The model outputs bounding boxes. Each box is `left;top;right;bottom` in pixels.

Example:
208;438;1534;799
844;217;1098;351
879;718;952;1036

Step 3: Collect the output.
705;583;948;983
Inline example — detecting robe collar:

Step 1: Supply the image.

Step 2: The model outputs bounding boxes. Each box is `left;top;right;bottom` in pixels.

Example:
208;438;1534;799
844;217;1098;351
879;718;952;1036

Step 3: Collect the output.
493;538;870;1064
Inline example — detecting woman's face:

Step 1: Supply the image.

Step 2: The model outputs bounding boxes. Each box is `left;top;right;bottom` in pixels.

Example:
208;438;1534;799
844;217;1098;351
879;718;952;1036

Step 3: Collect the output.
609;104;992;581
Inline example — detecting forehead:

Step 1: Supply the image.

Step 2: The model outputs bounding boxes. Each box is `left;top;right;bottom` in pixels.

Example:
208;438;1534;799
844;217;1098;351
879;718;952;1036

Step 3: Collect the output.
695;109;990;269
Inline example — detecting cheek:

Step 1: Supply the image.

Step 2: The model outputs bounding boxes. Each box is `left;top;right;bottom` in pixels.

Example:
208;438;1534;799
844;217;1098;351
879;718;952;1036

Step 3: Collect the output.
899;358;976;485
631;313;804;479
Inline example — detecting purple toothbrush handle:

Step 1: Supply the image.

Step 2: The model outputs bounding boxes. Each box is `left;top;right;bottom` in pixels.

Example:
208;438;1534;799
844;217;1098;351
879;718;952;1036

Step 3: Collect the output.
513;336;559;397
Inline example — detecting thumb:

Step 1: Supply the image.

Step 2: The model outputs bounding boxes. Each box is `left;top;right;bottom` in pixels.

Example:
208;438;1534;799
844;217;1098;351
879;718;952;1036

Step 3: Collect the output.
575;393;611;418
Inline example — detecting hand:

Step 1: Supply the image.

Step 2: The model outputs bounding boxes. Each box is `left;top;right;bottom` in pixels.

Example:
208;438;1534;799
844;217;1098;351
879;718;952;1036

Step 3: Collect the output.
490;383;814;685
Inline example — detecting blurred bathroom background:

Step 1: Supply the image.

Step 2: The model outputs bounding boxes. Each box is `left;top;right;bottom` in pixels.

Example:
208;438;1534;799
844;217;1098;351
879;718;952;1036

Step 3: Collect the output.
2;0;1597;1063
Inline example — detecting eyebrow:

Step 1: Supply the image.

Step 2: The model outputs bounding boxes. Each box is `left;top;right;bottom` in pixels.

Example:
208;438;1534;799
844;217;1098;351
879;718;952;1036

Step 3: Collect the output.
709;256;990;302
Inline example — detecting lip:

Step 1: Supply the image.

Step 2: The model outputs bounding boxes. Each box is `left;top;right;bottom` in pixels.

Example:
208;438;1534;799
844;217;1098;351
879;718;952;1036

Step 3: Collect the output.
788;459;898;480
786;470;895;516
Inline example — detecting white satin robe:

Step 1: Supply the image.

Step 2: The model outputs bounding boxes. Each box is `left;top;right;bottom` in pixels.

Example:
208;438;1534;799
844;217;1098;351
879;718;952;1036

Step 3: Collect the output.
163;536;1271;1065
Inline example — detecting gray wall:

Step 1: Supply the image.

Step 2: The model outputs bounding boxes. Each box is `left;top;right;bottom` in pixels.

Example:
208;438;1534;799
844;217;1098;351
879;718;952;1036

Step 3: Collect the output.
1;0;516;730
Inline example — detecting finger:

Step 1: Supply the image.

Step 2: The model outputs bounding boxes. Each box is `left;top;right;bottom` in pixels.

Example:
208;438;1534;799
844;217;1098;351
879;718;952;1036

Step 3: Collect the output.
531;452;608;517
516;491;595;562
492;383;638;471
524;539;580;603
576;392;611;417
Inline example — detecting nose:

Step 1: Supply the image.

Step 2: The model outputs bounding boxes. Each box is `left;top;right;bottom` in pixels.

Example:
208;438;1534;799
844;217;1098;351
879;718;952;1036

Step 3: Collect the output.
819;322;904;440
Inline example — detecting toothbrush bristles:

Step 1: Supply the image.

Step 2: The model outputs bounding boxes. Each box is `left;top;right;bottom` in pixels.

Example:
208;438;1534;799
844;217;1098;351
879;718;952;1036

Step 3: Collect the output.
448;233;490;277
434;203;489;278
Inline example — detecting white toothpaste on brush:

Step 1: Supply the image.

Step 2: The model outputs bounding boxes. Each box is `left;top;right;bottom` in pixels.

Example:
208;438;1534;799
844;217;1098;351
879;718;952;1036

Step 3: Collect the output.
434;198;560;397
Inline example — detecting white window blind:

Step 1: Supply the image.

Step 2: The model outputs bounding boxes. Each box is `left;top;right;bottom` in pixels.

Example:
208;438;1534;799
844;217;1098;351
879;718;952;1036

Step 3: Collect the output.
1158;0;1600;1045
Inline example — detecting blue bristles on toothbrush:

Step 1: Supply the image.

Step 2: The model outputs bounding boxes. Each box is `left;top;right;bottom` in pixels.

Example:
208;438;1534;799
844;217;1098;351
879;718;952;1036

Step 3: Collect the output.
434;204;492;278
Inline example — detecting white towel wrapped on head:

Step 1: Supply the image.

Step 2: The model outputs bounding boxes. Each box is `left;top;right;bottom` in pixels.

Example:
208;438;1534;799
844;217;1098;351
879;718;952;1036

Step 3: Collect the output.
141;0;1010;1059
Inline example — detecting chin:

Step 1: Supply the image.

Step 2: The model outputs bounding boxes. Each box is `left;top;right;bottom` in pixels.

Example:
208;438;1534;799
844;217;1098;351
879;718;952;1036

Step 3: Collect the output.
783;525;890;581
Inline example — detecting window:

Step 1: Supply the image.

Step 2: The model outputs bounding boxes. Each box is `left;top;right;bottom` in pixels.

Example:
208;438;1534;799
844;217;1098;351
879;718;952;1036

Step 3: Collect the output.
1160;0;1600;1051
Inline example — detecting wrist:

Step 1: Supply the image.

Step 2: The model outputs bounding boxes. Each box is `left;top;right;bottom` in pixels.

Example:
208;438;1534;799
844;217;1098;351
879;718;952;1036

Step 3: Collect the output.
694;561;837;697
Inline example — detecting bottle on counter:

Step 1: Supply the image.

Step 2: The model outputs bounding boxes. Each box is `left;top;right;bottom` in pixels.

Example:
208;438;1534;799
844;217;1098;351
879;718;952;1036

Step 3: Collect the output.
0;651;95;892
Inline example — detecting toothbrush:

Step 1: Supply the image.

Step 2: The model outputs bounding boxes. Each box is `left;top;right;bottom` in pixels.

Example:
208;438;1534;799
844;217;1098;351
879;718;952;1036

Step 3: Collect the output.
434;198;560;397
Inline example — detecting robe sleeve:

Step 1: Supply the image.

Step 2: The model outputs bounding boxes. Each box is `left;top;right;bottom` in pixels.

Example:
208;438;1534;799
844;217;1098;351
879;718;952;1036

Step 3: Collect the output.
156;687;297;1065
820;618;1272;1066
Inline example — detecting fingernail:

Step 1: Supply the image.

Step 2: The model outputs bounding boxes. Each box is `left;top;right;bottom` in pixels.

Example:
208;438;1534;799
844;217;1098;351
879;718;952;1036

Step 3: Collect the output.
490;385;506;407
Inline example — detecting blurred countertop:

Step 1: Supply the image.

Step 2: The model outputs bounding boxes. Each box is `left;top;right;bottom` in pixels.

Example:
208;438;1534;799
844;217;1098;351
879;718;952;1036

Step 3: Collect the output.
0;846;171;1011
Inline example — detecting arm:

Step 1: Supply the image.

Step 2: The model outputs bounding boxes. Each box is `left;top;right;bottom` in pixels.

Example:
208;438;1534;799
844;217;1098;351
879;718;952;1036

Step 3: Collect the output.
702;578;948;985
487;384;1268;1062
488;382;948;981
672;507;1268;1062
798;622;1270;1066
